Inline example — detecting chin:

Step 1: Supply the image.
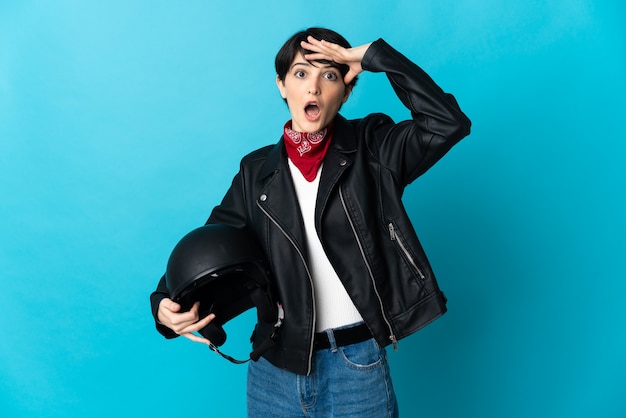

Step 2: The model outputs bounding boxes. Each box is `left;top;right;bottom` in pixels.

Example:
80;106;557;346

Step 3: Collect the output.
295;122;320;133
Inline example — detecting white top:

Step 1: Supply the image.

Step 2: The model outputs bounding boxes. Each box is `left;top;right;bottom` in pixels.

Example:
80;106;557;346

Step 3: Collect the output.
287;159;364;332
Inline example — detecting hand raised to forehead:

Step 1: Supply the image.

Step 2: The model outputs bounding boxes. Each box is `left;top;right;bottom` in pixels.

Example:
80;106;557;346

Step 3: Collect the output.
301;36;372;85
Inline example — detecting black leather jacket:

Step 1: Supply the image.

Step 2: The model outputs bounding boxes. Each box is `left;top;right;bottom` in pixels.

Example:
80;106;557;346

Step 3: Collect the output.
151;39;471;375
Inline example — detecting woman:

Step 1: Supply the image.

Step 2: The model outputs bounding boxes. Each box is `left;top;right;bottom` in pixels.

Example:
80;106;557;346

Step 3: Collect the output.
151;27;471;417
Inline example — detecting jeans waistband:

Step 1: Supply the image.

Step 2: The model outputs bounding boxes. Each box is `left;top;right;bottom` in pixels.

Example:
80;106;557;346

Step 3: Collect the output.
313;323;372;350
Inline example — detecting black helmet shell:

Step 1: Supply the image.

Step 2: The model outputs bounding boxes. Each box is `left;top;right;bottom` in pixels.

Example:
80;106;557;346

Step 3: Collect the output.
165;224;275;348
166;224;267;300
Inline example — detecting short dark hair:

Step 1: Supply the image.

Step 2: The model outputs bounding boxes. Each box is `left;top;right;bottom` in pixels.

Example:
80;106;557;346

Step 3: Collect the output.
275;27;358;88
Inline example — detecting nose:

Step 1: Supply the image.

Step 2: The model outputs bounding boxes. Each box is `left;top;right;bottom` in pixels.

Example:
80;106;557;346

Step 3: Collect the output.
308;79;320;95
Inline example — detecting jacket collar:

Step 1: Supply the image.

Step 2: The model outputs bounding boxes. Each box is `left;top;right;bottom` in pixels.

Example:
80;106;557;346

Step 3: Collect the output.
329;114;357;153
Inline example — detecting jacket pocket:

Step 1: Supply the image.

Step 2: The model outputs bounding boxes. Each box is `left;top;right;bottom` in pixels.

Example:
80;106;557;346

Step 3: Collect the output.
387;221;426;287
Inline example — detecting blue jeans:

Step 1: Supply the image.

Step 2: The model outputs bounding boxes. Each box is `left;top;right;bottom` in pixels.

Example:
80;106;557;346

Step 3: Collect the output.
247;326;398;417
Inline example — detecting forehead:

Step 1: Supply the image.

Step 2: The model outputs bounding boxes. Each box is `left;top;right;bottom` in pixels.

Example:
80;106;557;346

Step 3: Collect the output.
289;52;339;70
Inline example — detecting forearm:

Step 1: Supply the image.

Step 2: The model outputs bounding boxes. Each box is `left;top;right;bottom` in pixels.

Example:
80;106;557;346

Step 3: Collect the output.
361;39;471;182
363;39;470;140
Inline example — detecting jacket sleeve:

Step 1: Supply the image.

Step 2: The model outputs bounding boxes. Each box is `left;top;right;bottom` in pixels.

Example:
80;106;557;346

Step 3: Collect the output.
360;38;471;184
205;162;250;227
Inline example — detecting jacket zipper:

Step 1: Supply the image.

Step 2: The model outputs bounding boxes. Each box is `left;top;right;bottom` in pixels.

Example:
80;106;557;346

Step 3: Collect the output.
388;222;426;281
256;200;317;375
339;187;398;351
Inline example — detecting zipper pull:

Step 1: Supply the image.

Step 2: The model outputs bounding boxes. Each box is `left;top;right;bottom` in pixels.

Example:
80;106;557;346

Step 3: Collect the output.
388;223;396;240
390;334;398;351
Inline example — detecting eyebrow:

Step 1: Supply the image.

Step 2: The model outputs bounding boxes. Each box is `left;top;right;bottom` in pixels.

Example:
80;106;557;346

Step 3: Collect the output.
290;61;311;70
290;61;338;70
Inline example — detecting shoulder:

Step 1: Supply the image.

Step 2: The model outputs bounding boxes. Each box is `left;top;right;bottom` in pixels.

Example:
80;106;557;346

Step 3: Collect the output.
240;143;279;165
236;140;286;181
349;112;396;140
338;112;395;133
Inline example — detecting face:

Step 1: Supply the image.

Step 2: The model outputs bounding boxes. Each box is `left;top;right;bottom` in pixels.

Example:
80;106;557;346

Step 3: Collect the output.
276;53;352;133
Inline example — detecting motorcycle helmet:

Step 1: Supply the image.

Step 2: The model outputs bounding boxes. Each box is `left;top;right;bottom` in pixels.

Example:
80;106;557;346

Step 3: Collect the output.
165;224;282;363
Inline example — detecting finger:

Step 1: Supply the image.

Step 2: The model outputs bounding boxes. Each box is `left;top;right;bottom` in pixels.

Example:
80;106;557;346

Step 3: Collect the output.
344;69;361;85
302;38;344;60
303;50;348;68
161;305;201;331
160;298;181;313
301;45;332;61
177;313;216;335
157;299;183;327
179;313;216;345
181;332;212;346
302;36;325;49
189;313;216;332
306;37;342;52
170;301;202;324
169;308;200;326
189;301;202;314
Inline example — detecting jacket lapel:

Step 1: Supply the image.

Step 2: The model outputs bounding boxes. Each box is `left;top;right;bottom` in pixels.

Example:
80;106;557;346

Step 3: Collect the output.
257;140;308;252
315;115;357;224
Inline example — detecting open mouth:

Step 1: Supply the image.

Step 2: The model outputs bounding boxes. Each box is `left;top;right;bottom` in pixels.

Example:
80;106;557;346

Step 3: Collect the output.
305;102;321;120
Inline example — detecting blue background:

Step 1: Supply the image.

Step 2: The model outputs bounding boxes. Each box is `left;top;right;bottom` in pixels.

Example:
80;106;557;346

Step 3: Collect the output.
1;1;625;417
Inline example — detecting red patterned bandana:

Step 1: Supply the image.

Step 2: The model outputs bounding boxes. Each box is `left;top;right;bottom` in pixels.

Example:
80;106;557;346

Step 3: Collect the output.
283;120;333;182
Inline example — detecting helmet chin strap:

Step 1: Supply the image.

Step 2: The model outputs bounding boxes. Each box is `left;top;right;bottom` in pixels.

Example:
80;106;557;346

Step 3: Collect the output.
207;343;251;365
207;302;284;365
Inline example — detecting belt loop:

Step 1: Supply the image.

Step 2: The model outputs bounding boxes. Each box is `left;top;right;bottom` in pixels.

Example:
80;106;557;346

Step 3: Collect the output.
326;329;338;353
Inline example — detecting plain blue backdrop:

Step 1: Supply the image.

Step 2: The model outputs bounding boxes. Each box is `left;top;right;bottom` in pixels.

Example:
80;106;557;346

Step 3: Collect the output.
1;1;625;417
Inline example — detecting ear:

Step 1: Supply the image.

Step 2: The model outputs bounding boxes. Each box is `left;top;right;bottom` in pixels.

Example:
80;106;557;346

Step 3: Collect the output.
342;84;353;104
276;75;287;99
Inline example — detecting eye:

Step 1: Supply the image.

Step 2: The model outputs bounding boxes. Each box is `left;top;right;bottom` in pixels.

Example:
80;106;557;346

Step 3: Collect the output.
294;70;306;79
323;72;339;81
